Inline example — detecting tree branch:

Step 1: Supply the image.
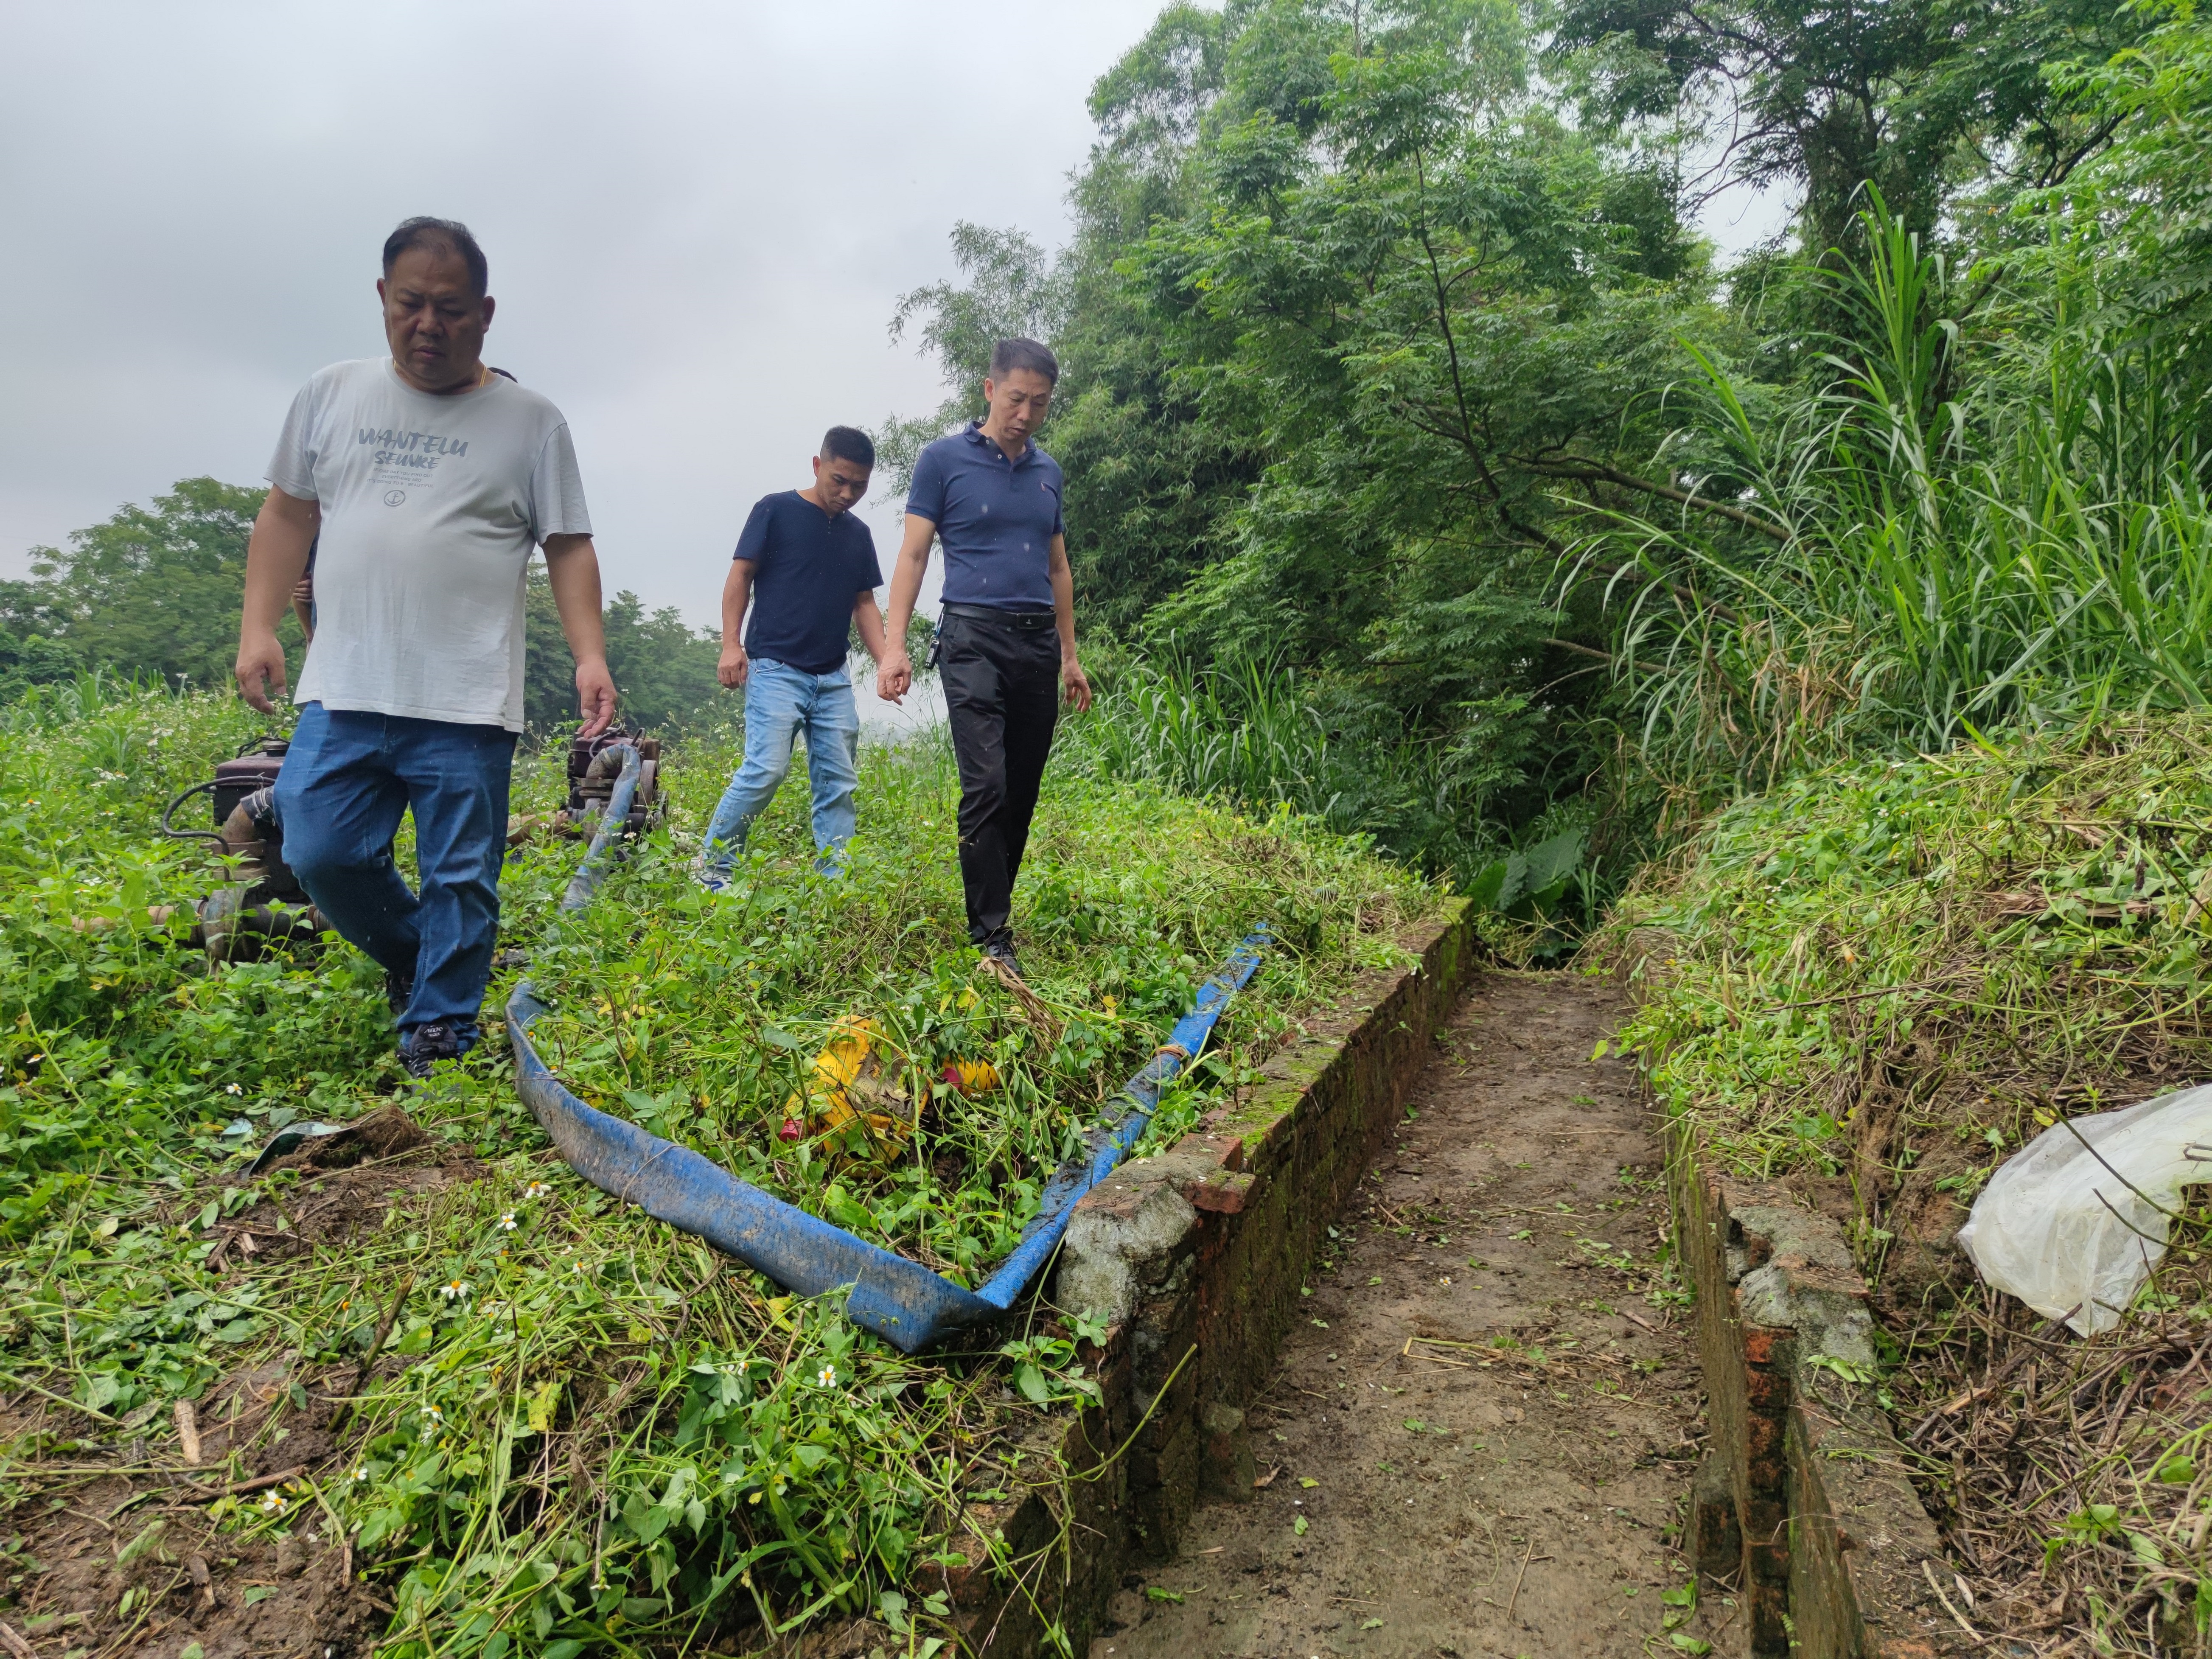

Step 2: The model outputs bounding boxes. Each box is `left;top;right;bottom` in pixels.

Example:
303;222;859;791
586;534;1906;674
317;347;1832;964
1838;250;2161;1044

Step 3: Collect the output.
1523;460;1790;541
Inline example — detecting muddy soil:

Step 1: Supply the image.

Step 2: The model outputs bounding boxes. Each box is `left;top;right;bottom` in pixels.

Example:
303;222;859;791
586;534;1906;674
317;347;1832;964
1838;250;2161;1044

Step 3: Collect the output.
0;1121;477;1659
1098;972;1740;1659
0;1370;389;1659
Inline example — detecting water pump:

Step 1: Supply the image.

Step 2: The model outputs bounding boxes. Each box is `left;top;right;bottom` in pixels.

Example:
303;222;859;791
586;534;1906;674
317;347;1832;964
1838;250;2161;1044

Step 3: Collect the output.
158;734;322;962
160;728;665;963
555;730;663;837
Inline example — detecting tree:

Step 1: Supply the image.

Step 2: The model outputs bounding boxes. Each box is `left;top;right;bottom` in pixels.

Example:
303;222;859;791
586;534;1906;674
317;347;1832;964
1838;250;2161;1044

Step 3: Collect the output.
1106;12;1723;752
0;580;82;703
1549;0;2143;253
886;0;1731;860
22;477;304;692
878;224;1069;486
2039;0;2212;371
522;571;726;736
7;477;724;736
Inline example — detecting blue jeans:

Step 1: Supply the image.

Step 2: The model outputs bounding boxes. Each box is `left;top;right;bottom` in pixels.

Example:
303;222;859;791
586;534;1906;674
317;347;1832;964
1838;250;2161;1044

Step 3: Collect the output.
701;658;861;875
274;702;516;1045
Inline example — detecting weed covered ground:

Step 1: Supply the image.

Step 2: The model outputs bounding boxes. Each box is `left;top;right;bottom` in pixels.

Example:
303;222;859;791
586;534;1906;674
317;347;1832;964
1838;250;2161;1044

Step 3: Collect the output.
0;682;1435;1658
1602;715;2212;1653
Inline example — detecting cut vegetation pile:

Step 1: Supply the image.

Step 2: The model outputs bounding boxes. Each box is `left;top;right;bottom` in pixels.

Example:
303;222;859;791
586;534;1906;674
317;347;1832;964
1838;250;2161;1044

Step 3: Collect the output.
1603;714;2212;1653
0;679;1433;1657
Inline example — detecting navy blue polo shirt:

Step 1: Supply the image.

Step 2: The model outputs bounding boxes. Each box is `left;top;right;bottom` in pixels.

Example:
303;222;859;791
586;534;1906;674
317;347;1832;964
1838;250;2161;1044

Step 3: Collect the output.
733;491;883;675
906;422;1064;611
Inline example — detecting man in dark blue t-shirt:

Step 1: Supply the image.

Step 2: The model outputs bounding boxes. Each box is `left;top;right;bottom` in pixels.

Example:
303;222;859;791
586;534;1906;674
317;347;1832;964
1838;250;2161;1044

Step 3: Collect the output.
879;339;1092;979
697;426;887;890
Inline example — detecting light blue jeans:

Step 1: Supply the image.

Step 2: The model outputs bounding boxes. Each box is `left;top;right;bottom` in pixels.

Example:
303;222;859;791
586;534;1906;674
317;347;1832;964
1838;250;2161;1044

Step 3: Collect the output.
701;657;861;876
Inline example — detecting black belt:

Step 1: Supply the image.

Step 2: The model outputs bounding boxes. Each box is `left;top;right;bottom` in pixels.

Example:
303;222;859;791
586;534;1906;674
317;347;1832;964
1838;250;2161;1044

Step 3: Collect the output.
942;603;1056;631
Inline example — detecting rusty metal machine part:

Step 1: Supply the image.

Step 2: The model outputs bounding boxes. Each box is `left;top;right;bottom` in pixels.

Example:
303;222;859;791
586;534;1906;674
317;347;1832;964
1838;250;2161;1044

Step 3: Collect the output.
213;741;287;826
160;735;323;962
556;731;662;839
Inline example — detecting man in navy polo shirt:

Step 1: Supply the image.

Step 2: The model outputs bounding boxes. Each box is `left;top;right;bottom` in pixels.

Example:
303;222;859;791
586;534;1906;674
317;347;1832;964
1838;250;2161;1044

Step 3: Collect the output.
879;338;1092;979
697;426;888;889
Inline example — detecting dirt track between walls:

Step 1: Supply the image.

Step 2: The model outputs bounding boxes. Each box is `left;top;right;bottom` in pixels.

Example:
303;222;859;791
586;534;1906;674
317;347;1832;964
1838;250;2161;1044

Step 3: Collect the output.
1093;972;1732;1659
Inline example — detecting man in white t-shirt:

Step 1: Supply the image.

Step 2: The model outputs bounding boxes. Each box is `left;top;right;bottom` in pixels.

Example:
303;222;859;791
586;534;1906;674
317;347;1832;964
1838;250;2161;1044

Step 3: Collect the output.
233;216;617;1077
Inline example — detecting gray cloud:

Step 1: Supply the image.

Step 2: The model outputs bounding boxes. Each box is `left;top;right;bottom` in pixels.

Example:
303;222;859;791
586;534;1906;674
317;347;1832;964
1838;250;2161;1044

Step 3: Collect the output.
0;0;1163;624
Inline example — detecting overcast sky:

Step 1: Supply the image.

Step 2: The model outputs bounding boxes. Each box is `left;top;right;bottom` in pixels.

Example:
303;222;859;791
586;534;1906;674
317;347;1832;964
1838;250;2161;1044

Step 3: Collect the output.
0;0;1171;624
3;2;1791;632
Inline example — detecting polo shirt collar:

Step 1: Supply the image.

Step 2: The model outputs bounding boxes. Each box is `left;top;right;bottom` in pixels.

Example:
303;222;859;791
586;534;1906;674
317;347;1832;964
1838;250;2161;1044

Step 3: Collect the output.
964;419;1033;467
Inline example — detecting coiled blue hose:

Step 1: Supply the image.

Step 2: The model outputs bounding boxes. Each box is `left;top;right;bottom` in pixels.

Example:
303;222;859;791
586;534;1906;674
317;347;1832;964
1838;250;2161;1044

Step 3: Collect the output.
506;741;1266;1352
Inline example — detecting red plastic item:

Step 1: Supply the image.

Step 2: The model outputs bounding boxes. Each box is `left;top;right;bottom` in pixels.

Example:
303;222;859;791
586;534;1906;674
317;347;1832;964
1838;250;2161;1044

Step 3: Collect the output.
778;1117;804;1143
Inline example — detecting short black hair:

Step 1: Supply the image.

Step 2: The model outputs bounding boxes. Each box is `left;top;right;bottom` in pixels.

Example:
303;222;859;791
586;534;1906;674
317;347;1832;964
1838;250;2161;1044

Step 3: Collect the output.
820;426;875;468
382;216;489;298
989;337;1060;385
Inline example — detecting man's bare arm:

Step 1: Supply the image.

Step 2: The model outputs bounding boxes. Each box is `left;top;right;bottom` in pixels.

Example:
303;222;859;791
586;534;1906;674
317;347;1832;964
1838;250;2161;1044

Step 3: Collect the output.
1048;533;1091;712
719;561;756;688
543;533;617;738
877;513;936;702
234;487;320;712
853;589;889;667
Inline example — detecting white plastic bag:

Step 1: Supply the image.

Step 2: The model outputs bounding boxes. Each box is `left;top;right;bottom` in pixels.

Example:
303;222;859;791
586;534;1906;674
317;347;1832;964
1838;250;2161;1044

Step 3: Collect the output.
1957;1085;2212;1336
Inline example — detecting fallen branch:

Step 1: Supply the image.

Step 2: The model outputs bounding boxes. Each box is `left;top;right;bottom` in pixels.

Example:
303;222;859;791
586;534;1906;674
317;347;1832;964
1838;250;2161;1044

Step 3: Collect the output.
175;1463;308;1502
1761;973;1973;1013
1;1375;119;1425
328;1273;413;1440
1908;1318;2069;1443
1506;1539;1541;1620
1922;1558;1985;1645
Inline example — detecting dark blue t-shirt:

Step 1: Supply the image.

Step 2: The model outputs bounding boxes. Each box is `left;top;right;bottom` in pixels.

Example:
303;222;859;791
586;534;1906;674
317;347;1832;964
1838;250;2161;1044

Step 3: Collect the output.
733;492;884;675
906;422;1064;611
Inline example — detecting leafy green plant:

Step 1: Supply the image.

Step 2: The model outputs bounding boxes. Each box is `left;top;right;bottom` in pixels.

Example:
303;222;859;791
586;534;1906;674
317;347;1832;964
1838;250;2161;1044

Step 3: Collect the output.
0;685;1433;1655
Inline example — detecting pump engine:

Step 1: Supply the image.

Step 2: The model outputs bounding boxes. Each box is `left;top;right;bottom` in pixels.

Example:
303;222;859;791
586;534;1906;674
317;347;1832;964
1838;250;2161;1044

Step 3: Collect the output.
159;734;322;962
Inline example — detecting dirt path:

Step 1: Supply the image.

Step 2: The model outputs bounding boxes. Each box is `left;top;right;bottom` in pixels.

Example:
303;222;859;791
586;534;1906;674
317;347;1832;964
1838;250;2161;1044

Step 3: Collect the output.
1095;972;1720;1659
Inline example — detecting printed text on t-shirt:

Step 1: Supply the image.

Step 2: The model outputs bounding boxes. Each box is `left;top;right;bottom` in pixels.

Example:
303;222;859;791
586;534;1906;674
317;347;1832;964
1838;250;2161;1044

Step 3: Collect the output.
357;428;471;471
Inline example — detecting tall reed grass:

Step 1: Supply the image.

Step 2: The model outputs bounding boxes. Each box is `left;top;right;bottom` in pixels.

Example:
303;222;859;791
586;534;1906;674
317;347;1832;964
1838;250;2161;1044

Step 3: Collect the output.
1581;199;2212;794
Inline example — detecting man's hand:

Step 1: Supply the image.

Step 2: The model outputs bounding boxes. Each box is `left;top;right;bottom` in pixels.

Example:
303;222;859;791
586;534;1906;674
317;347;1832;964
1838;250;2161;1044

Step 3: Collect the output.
877;648;912;703
235;628;290;713
576;658;617;739
1062;656;1093;713
718;641;751;689
544;535;615;738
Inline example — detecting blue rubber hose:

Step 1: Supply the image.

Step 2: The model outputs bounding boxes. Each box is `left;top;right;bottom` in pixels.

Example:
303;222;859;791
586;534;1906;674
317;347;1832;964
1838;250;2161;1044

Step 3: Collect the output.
506;741;1267;1352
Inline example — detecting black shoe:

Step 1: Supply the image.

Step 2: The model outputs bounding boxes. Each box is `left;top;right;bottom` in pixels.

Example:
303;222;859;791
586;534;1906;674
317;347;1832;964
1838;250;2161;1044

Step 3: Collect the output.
980;933;1026;982
384;969;415;1018
400;1022;463;1079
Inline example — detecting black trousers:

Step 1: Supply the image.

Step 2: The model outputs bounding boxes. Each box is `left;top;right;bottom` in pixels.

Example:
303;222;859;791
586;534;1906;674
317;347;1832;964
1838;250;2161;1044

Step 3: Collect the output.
939;609;1060;943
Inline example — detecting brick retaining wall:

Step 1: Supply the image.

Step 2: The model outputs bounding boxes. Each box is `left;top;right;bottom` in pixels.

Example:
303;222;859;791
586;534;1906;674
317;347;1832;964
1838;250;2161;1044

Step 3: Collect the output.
1665;1124;1971;1658
924;899;1479;1654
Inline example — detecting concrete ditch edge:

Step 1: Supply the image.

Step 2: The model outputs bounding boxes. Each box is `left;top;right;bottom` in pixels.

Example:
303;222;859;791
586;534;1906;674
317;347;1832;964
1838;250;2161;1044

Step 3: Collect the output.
924;897;1478;1656
1663;1112;1971;1658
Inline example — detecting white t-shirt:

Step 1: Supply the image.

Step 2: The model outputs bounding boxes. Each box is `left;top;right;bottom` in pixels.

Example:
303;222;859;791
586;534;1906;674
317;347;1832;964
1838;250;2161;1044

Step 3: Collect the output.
266;358;592;731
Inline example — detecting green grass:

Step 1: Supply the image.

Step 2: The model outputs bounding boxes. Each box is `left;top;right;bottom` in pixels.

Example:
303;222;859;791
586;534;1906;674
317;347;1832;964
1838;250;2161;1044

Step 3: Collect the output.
0;685;1434;1656
1601;713;2212;1184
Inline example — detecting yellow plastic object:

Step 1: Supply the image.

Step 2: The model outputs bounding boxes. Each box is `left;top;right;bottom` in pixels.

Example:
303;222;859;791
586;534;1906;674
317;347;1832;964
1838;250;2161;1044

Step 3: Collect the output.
942;1059;1000;1096
785;1017;912;1155
778;1018;1003;1160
